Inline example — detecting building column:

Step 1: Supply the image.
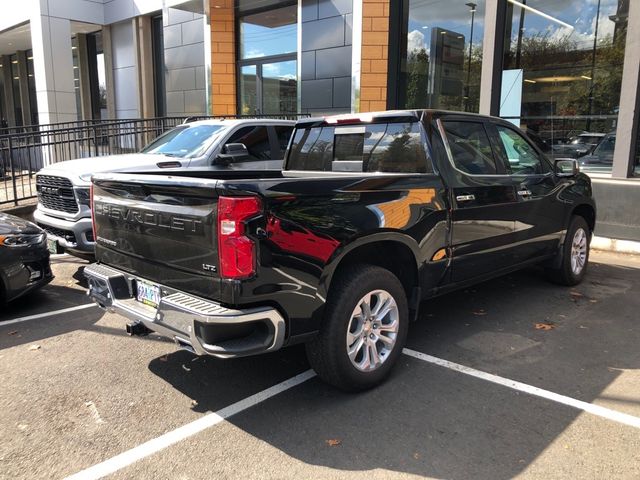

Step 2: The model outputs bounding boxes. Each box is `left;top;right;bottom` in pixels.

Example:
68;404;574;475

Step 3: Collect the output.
358;0;390;113
76;34;93;120
478;0;507;116
1;55;16;127
16;51;32;125
102;26;116;120
133;16;156;119
210;0;236;116
30;14;77;125
611;0;640;178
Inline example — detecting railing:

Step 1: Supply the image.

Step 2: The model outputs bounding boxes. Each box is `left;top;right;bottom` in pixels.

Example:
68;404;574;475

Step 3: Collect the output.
0;114;307;207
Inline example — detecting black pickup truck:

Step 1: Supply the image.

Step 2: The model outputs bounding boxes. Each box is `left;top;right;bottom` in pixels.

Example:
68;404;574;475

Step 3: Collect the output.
85;110;595;391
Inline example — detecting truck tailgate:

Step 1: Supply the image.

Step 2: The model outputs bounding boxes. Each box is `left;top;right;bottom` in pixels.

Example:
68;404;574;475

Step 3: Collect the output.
92;176;221;299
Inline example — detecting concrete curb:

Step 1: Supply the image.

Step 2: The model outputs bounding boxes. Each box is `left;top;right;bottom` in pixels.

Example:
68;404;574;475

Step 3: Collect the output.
592;236;640;255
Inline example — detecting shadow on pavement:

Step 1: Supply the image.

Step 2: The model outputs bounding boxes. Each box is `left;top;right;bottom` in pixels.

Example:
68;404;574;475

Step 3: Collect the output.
146;259;640;478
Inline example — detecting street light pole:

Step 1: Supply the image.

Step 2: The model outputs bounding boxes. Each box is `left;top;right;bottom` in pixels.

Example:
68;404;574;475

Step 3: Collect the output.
465;2;477;112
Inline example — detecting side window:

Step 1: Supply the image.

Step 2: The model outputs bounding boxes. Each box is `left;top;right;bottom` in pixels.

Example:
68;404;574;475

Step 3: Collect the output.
442;121;498;175
226;126;271;161
495;125;549;175
287;126;334;170
366;122;431;173
286;122;432;173
274;125;294;157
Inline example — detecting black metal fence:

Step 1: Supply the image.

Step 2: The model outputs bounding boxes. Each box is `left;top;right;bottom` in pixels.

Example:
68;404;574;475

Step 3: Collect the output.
0;114;305;207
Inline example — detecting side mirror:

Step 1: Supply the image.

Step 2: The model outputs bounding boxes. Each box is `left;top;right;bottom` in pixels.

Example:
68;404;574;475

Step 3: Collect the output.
555;158;579;177
215;143;249;165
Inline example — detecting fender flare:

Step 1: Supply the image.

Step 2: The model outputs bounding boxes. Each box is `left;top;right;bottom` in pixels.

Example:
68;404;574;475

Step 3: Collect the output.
318;231;421;299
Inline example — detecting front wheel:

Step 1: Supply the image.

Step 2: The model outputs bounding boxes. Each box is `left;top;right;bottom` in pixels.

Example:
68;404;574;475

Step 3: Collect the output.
546;216;590;286
305;265;408;392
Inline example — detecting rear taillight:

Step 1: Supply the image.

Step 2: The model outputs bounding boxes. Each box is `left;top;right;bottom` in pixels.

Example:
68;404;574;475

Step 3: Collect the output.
217;196;261;279
90;183;97;242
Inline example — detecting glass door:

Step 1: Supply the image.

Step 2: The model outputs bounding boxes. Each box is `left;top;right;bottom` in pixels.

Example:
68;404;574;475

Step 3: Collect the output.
237;2;298;115
239;59;297;115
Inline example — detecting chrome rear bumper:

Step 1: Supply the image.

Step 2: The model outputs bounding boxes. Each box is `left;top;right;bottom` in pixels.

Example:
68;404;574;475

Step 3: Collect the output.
84;263;285;358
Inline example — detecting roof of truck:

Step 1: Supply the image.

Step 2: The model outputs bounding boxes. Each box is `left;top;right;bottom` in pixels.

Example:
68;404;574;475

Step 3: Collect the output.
182;118;297;128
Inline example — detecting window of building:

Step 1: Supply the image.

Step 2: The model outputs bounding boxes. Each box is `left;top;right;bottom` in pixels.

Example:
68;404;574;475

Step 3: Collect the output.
10;55;22;127
25;51;38;125
151;15;166;117
237;2;298;115
442;121;498;175
0;62;6;129
389;0;485;112
501;0;628;174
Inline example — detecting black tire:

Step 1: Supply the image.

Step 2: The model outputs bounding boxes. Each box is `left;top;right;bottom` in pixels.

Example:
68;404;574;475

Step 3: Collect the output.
546;215;590;286
305;264;409;392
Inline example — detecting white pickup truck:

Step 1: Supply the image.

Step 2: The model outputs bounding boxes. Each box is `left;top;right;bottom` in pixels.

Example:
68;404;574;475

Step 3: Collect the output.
34;118;294;257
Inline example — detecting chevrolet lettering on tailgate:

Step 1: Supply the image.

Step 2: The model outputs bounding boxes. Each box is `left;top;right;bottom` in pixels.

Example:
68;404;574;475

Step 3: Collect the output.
94;203;203;234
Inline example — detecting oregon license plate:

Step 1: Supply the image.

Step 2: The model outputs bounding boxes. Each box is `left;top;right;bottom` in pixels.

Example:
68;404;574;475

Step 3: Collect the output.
136;280;161;308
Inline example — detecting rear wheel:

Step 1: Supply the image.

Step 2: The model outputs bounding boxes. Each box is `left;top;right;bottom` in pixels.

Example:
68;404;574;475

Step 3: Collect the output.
305;265;408;392
546;216;590;286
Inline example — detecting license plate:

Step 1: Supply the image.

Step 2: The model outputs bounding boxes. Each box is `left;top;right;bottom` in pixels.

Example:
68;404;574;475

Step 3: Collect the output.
47;238;59;254
136;280;161;308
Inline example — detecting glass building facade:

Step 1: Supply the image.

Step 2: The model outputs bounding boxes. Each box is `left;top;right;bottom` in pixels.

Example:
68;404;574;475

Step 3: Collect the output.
384;0;639;181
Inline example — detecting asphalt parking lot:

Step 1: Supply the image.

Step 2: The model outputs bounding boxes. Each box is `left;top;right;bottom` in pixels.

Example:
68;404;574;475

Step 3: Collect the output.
1;251;639;480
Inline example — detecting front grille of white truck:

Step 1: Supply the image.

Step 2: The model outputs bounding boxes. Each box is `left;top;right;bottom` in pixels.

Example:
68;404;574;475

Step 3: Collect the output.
36;175;79;214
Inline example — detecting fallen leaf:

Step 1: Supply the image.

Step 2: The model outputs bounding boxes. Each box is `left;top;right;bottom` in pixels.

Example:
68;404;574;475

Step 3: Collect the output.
472;309;487;316
191;399;198;407
8;331;18;336
570;291;584;298
28;344;41;351
535;323;555;331
413;453;420;460
589;299;598;304
325;439;341;447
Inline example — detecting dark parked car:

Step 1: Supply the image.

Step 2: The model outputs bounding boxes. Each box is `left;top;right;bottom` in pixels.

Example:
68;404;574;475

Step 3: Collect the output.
0;213;53;305
579;132;615;169
85;110;595;391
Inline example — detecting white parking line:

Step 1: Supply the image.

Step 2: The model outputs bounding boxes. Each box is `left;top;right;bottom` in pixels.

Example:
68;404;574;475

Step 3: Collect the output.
403;348;640;429
1;304;96;327
64;369;316;480
64;348;640;480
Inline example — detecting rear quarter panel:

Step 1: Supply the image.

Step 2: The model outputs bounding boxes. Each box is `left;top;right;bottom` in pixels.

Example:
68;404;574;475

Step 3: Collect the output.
220;173;448;338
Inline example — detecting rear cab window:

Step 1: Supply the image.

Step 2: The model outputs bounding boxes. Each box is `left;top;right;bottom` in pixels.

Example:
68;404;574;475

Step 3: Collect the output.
286;122;433;174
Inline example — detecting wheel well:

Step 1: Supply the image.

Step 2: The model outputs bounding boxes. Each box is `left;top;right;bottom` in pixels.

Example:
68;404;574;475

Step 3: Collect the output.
332;241;419;301
573;204;595;233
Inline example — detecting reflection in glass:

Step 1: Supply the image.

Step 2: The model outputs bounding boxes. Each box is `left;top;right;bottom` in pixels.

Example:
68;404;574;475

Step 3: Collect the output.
397;0;485;112
501;0;629;173
262;60;297;114
240;65;257;115
240;4;297;59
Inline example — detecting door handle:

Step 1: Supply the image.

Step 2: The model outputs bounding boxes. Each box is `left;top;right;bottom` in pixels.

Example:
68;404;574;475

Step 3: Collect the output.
456;194;476;202
517;189;532;197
